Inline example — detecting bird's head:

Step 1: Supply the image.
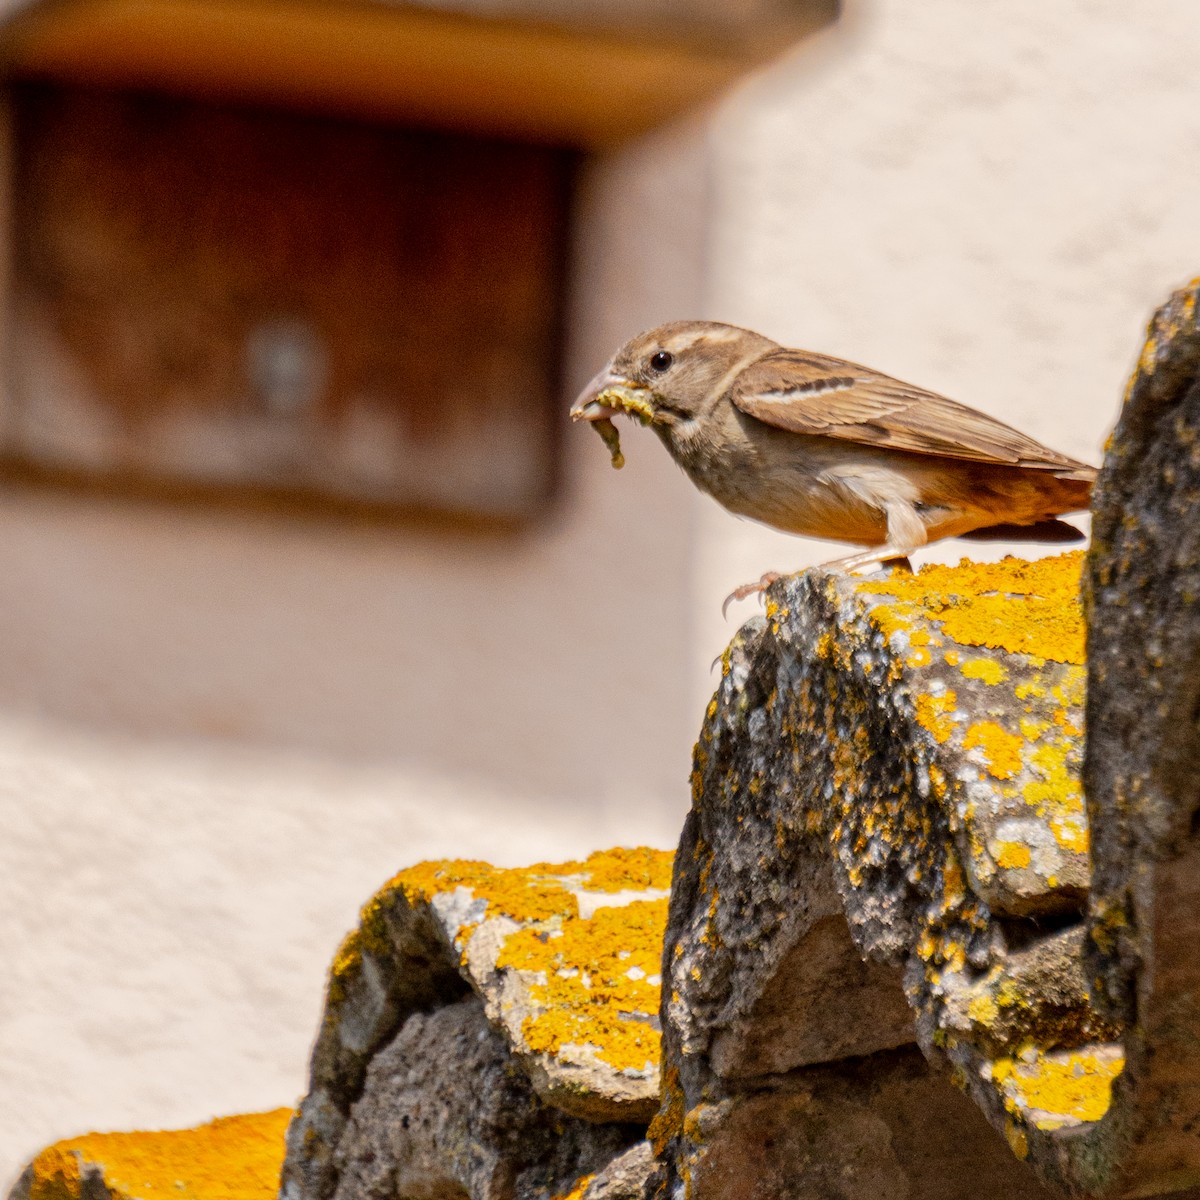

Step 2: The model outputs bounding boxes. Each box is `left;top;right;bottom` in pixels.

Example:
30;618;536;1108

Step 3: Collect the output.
571;321;777;450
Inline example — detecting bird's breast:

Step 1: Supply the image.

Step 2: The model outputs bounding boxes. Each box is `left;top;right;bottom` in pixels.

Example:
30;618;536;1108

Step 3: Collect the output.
665;419;898;544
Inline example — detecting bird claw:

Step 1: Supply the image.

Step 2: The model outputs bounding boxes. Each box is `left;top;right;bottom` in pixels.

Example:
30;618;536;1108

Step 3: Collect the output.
722;572;784;619
721;557;915;618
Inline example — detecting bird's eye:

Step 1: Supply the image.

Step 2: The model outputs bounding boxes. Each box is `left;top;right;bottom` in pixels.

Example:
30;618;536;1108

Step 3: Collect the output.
649;350;673;372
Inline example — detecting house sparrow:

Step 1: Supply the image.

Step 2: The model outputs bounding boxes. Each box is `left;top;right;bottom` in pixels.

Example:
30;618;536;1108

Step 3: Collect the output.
572;321;1096;610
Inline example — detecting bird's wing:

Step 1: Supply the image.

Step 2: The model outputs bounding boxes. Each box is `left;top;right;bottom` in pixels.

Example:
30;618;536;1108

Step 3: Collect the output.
731;350;1095;477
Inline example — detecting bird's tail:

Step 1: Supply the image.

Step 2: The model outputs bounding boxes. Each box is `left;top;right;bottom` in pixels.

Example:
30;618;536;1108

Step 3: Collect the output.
959;518;1086;544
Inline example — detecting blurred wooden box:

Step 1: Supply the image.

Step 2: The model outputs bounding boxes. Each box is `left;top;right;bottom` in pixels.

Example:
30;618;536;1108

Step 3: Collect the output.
0;0;834;519
6;84;572;518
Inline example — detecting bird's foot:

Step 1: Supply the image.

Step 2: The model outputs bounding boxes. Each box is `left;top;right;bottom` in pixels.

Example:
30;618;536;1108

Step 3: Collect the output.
722;555;916;617
722;572;785;619
819;550;915;575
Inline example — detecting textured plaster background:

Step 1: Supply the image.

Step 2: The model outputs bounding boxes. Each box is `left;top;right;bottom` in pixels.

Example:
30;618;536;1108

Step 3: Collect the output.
4;0;1200;1178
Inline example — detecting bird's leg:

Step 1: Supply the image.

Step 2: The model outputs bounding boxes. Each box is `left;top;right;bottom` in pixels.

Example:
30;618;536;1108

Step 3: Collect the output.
820;546;913;573
819;501;928;574
722;503;927;614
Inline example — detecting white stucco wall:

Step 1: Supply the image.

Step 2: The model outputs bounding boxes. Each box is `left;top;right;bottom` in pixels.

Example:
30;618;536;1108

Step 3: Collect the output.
4;0;1200;1177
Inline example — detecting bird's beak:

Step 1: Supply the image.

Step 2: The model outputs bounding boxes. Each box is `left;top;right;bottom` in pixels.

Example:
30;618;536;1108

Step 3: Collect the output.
570;369;656;425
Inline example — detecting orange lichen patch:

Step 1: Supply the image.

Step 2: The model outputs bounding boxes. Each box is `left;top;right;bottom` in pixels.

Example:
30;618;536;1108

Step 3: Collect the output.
1051;671;1086;709
501;898;668;1073
576;847;675;893
399;848;673;927
861;553;1085;665
1023;740;1088;855
1004;1120;1030;1160
648;1065;684;1156
967;990;1001;1027
329;848;673;1012
551;1174;596;1200
395;859;578;923
27;1110;292;1200
904;627;937;667
868;600;917;644
941;853;967;909
991;1047;1124;1130
327;927;365;1005
915;690;958;743
994;841;1032;870
1137;286;1198;378
961;658;1009;685
964;721;1024;780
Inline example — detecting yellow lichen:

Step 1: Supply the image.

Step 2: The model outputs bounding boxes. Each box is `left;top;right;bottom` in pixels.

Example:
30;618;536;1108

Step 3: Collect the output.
994;841;1032;870
1089;900;1128;955
498;895;668;1073
862;554;1085;665
961;658;1009;685
552;1174;596;1200
964;721;1024;780
648;1065;684;1157
326;849;673;1077
968;992;1000;1027
1023;740;1088;855
991;1047;1124;1130
27;1110;292;1200
916;690;958;744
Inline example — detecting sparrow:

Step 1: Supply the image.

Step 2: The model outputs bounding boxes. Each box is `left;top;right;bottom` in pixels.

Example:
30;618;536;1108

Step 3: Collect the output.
571;321;1096;611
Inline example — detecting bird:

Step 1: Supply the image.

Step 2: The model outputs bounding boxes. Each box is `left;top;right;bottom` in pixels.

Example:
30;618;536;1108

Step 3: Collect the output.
571;321;1096;612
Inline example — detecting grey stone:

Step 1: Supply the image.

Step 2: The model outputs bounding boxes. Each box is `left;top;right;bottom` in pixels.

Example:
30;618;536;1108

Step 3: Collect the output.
331;996;640;1200
580;1142;654;1200
1077;278;1200;1197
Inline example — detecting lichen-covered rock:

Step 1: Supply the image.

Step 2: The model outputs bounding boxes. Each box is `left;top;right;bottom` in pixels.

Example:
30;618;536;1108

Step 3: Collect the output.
282;848;672;1200
1077;276;1200;1196
330;996;639;1200
7;1109;291;1200
653;552;1113;1199
938;926;1115;1058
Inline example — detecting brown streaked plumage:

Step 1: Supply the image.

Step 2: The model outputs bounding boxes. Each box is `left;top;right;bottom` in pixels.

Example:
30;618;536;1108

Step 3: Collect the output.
571;321;1096;608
